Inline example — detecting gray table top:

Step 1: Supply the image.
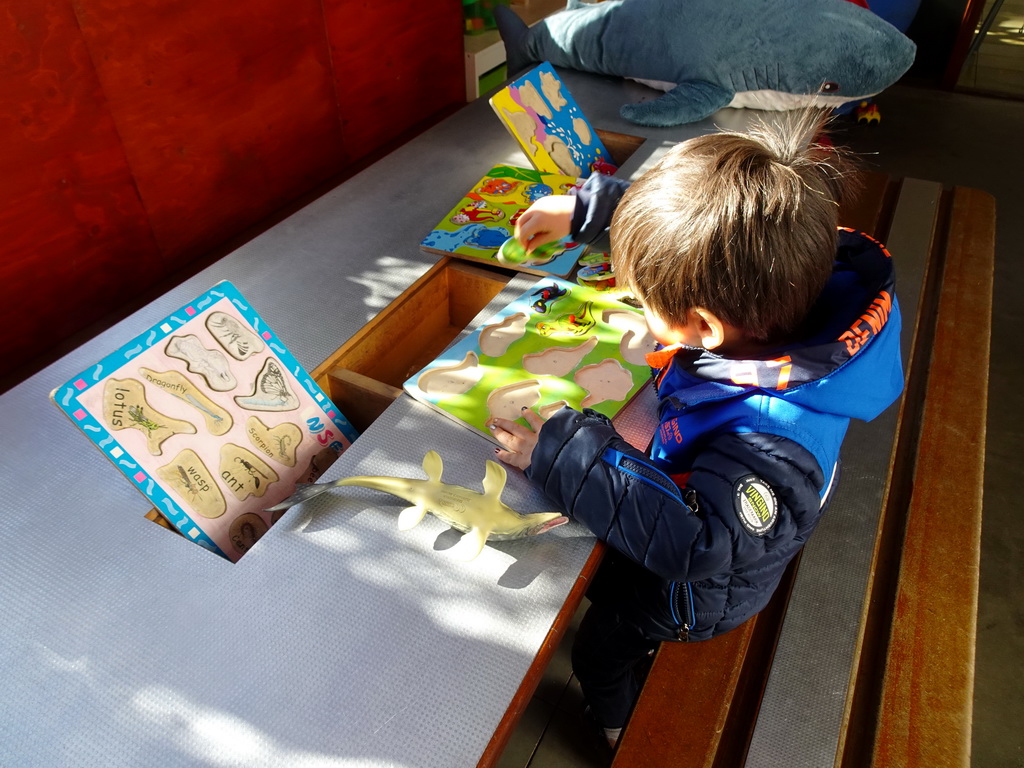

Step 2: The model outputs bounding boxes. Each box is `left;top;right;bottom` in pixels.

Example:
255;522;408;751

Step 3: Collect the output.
0;70;726;767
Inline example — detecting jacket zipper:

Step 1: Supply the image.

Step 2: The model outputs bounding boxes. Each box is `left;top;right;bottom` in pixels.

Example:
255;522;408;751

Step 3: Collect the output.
671;581;695;641
672;492;698;640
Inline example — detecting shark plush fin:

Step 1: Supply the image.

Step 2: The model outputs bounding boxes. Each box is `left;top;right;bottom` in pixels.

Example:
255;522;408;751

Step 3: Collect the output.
494;4;532;76
398;505;429;531
481;460;508;499
620;80;734;127
421;451;443;483
452;527;489;561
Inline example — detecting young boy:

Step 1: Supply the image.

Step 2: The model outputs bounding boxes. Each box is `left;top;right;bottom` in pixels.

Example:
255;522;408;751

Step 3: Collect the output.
485;113;904;748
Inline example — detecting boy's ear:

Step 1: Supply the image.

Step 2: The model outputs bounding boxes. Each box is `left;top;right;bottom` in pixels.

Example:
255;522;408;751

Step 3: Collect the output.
691;307;727;350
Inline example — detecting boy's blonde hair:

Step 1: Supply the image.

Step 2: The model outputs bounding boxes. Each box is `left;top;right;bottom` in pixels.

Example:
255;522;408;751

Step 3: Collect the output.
610;110;849;345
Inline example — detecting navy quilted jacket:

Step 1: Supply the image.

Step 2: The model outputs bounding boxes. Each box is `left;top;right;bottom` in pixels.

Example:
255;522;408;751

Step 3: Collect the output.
526;212;904;640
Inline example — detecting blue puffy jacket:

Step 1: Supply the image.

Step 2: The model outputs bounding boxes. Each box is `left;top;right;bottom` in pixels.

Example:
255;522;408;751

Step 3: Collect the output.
526;218;904;641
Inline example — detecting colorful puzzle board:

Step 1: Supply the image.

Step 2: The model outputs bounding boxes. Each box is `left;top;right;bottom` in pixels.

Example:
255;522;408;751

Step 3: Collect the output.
489;62;615;177
404;277;656;441
420;164;587;278
51;281;358;562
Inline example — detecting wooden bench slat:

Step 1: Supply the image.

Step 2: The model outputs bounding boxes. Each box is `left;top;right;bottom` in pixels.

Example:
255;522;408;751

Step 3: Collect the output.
836;178;945;767
614;619;755;768
612;555;799;768
872;186;994;767
844;170;897;238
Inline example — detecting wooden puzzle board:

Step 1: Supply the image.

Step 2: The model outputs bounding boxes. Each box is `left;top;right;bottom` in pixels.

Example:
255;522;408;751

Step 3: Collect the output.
420;164;587;278
51;281;358;561
404;277;656;441
490;61;615;177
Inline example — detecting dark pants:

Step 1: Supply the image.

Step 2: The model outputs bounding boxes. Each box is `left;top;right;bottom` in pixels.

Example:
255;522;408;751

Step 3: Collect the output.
571;551;681;729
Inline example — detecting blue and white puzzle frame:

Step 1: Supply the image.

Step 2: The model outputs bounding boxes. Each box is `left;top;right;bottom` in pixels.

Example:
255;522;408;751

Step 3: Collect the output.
52;280;358;561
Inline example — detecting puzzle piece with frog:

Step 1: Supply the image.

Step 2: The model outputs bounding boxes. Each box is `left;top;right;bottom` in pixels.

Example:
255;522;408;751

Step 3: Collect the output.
421;165;587;278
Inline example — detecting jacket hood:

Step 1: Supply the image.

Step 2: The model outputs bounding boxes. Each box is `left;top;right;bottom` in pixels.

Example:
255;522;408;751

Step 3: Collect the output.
648;229;904;422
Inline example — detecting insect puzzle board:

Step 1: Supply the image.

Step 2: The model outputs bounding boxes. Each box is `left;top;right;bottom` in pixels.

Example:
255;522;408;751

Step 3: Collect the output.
51;280;358;562
403;277;657;441
420;164;587;278
490;61;615;178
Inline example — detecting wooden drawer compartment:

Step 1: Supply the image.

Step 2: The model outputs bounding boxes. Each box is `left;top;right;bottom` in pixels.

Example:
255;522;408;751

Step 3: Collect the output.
597;129;645;169
313;257;513;433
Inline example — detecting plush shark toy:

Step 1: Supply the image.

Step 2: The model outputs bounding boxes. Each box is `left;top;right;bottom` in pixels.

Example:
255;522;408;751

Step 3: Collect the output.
267;451;568;560
495;0;916;127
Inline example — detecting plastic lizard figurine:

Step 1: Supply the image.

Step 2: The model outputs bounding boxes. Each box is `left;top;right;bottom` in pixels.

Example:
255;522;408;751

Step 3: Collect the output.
266;450;568;560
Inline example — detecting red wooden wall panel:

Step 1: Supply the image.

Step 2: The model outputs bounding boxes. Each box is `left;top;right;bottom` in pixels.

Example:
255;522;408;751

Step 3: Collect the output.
0;1;160;371
325;0;464;160
71;0;348;258
1;0;464;380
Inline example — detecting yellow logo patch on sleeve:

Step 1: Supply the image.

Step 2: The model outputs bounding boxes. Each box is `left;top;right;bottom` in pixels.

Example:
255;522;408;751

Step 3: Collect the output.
733;475;778;536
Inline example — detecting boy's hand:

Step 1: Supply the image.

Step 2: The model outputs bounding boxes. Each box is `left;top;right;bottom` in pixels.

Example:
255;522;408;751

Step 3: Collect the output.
515;195;576;253
486;408;547;470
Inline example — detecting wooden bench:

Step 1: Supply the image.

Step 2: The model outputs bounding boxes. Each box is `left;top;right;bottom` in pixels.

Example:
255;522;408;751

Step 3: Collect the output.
609;176;994;767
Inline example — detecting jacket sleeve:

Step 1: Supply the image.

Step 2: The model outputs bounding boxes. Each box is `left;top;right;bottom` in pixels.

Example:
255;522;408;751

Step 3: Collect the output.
571;173;632;243
525;408;826;583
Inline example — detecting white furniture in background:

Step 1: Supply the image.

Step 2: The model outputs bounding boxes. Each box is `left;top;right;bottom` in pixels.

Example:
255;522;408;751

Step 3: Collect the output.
463;0;566;100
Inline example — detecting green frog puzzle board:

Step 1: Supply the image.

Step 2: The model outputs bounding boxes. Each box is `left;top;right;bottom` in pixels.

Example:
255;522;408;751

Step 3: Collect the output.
51;281;358;562
420;164;587;278
404;277;657;440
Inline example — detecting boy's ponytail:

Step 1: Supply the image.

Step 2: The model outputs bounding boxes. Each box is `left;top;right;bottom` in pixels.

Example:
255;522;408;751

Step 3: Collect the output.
611;109;856;344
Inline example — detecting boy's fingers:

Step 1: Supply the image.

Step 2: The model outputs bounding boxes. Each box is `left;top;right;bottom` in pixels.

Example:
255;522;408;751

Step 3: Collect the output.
492;447;529;471
520;407;546;429
488;412;543;440
515;211;538;238
488;416;526;438
517;219;549;252
487;421;523;451
488;415;540;453
488;427;527;468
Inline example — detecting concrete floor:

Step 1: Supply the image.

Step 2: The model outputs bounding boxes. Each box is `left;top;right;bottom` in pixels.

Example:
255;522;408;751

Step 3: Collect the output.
957;0;1024;98
497;84;1024;768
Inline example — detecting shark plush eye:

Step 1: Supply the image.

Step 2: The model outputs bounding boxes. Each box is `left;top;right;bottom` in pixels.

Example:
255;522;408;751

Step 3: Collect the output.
820;82;840;93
